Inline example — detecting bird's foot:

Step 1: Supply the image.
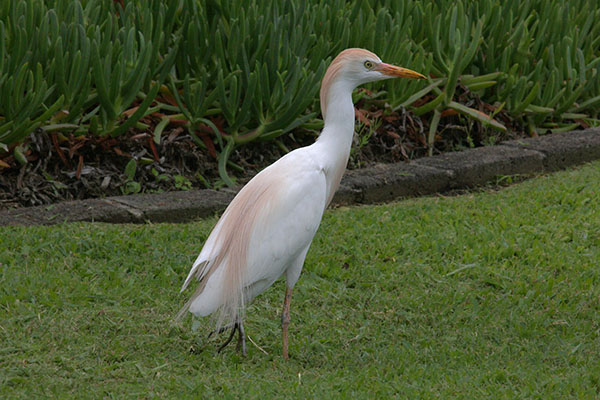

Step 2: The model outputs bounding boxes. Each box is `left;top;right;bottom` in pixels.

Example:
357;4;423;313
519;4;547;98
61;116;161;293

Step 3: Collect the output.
216;324;237;353
214;321;247;356
207;323;234;340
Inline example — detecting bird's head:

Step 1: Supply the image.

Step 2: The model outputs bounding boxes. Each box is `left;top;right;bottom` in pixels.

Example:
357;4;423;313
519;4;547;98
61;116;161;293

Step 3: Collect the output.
320;48;425;118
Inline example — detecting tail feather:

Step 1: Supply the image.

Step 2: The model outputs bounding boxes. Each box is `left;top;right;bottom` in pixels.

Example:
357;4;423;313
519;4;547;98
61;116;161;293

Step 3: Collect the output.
181;260;209;292
174;279;208;323
174;260;213;323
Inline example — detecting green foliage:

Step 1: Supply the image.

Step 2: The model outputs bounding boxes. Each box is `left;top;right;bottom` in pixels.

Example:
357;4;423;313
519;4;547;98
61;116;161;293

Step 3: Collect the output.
0;0;599;179
174;174;193;190
121;158;141;194
1;161;599;397
0;0;180;147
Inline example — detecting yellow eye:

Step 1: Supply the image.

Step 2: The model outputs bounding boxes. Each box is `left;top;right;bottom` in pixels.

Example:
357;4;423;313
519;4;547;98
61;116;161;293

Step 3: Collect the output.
364;60;374;69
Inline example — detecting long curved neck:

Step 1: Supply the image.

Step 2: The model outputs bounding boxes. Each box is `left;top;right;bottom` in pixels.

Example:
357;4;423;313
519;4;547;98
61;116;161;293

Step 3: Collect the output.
318;77;356;148
316;79;356;204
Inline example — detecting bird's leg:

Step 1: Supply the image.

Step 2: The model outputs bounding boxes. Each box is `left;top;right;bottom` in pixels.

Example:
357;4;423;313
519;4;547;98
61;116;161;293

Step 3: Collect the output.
281;287;293;360
236;318;247;356
217;324;238;353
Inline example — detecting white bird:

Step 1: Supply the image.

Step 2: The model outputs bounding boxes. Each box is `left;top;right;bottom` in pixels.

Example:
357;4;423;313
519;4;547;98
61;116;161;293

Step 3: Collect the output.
176;48;425;359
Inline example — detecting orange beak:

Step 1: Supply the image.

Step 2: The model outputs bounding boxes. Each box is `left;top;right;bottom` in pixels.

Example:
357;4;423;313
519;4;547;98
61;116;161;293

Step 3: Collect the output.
375;63;426;80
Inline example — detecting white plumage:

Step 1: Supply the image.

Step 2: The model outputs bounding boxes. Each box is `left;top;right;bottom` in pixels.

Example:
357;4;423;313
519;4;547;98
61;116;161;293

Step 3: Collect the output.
180;151;327;319
177;48;425;359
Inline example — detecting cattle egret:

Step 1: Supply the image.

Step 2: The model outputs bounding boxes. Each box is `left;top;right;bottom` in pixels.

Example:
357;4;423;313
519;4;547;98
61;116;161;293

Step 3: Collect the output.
176;48;425;359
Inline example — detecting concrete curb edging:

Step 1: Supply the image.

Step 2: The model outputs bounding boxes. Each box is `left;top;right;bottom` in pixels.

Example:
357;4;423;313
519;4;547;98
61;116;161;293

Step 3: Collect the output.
1;128;599;226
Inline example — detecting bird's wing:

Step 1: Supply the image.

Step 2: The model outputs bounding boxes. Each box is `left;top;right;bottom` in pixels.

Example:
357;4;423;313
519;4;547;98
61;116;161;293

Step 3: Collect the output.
242;154;328;286
177;147;327;321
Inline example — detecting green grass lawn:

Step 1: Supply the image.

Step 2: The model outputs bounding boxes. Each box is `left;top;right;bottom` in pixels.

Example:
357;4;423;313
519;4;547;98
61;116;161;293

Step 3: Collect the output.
1;161;599;399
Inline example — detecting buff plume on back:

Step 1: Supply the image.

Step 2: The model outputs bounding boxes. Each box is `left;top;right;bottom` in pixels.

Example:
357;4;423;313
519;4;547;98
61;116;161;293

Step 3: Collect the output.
175;171;283;326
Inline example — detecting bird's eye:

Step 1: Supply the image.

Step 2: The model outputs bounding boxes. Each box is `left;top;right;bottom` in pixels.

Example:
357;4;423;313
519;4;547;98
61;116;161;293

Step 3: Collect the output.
364;60;374;70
